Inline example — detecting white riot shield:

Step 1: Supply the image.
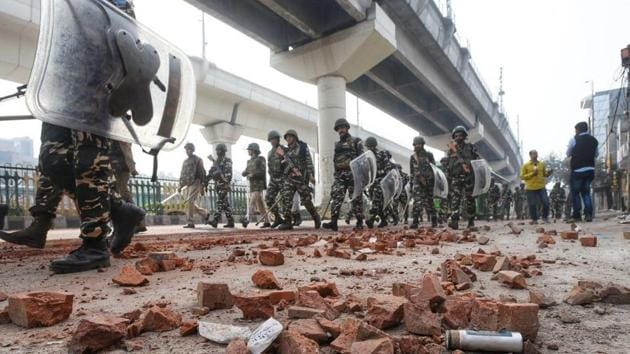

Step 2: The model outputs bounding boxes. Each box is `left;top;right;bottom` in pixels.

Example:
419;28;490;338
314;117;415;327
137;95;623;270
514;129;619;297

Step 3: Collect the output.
471;159;492;197
431;164;449;199
380;169;402;208
350;150;377;200
26;0;196;150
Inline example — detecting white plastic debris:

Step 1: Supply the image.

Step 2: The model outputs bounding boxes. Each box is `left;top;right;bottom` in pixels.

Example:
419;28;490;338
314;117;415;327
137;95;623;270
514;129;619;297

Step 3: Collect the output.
358;247;376;254
198;321;252;344
313;239;328;247
368;236;377;243
247;317;283;354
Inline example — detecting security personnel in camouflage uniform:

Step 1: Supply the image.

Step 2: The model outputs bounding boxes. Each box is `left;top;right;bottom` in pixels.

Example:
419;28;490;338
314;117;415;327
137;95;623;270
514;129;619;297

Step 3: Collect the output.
207;144;234;228
487;178;501;220
179;143;209;228
110;141;146;232
0;0;145;272
549;182;566;220
365;137;395;228
447;126;480;230
242;143;269;228
502;184;513;220
322;118;364;231
513;184;525;219
277;130;321;230
437;157;451;224
409;136;437;228
265;130;285;228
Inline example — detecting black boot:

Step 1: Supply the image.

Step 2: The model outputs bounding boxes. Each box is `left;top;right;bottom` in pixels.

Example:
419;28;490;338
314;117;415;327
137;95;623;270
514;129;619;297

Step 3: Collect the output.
278;218;293;230
260;222;271;228
354;218;364;230
448;217;459;230
49;237;110;274
207;216;218;228
345;216;351;225
365;217;375;229
410;217;419;229
224;218;235;228
0;215;52;249
377;216;388;228
109;202;146;255
431;216;438;228
292;212;302;226
270;213;283;228
0;204;8;230
467;217;475;229
322;217;338;231
241;216;249;228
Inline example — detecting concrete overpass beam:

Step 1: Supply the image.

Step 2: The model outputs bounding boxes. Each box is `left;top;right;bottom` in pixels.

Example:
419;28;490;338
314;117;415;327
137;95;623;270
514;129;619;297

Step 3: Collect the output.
199;121;244;158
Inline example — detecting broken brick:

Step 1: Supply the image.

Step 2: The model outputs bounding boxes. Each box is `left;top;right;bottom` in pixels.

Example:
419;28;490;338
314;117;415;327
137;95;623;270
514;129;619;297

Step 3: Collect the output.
269;290;296;305
251;270;282;289
297;290;339;320
392;282;419;298
68;315;129;354
477;235;490;245
496;270;528;289
197;282;234;310
112;266;149;287
536;234;556;245
226;338;249;354
0;308;9;325
316;316;343;338
442;296;474;329
299;281;340;298
259;249;285;266
409;273;446;309
471;253;497;271
233;294;274;320
288;306;324;319
350;337;395;354
288;319;329;343
528;289;557;309
140;306;182;333
497;302;540;339
277;330;320;354
179;319;198;336
355;253;367;261
560;231;578;240
7;291;74;328
564;284;598;305
469;299;500;331
403;302;441;336
313;249;322;258
135;257;160;275
365;295;407;330
579;235;597;247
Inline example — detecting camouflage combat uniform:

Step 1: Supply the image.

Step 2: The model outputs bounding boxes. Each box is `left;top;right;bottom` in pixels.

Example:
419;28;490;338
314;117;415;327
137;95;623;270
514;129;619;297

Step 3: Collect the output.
410;149;436;225
447;141;479;225
502;186;513;220
110;141;137;203
280;140;319;223
330;134;364;221
487;182;501;220
438;160;451;223
549;183;566;219
513;186;525;219
367;149;394;222
208;156;233;223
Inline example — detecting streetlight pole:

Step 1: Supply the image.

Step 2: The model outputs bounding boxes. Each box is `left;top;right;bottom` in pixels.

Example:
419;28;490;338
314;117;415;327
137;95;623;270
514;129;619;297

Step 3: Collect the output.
585;80;594;132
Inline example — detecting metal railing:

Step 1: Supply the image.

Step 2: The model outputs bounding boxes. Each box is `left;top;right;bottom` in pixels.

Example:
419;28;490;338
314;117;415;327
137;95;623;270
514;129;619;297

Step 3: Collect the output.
0;165;248;216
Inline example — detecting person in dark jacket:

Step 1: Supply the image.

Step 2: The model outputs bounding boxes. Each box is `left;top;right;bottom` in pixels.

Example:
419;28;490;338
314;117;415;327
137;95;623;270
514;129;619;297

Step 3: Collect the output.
566;121;598;222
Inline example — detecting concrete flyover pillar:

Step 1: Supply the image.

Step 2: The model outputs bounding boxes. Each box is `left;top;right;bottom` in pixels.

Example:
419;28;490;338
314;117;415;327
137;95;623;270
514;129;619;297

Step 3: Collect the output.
317;76;346;208
200;121;244;159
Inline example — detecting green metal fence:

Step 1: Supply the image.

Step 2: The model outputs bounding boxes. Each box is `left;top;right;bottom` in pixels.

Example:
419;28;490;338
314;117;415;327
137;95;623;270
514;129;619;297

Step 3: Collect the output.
0;164;248;216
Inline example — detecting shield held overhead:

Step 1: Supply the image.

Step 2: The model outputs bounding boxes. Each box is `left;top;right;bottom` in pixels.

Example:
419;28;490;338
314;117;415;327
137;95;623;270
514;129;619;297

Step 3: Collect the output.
471;159;492;197
350;150;377;200
26;0;196;151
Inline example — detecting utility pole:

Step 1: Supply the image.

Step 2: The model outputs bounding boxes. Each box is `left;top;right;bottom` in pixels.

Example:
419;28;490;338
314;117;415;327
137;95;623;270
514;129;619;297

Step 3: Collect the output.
201;12;207;60
446;0;453;20
498;67;505;113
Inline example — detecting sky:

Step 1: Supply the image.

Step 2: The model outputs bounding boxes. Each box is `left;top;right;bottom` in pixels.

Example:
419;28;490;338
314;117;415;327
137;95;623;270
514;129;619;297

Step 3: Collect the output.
0;0;628;178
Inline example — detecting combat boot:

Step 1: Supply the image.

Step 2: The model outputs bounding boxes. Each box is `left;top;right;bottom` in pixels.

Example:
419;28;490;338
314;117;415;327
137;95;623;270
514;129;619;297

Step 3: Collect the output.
448;217;459;230
292;212;302;226
270;213;283;228
467;217;475;229
241;216;249;228
345;216;351;225
0;215;52;249
410;217;419;229
322;217;338;231
110;202;146;254
49;236;110;274
224;218;235;228
207;217;218;228
365;217;375;229
354;218;364;230
260;222;271;228
0;204;8;230
278;219;293;230
377;216;388;228
431;216;438;228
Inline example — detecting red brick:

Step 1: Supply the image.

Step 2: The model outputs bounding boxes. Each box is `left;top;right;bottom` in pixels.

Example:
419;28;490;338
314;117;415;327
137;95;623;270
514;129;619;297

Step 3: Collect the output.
7;292;74;328
560;231;578;240
313;248;322;258
497;302;540;340
350;337;395;354
392;282;420;298
403;302;441;336
259;249;285;266
135;257;160;275
278;330;320;354
251;270;282;289
442;296;473;329
226;338;248;354
496;270;528;289
331;249;352;259
564;284;597;305
299;281;340;298
528;289;557;309
355;253;367;261
469;299;500;331
316;316;343;338
112;266;149;287
579;235;597;247
233;294;274;320
365;295;407;330
197;282;234;310
68;315;128;353
139;306;182;333
536;234;556;245
0;308;10;325
288;306;324;319
409;273;446;308
179;319;198;336
288;319;329;343
269;290;296;305
297;290;339;320
471;253;497;271
394;336;428;354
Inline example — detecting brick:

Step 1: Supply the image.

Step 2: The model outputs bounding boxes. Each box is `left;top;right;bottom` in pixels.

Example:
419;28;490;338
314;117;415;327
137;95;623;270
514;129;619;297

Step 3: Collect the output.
392;282;419;298
233;294;274;320
313;248;322;258
350;337;394;354
528;289;557;309
277;330;320;354
331;249;352;259
197;282;234;310
135;257;160;275
179;319;198;336
68;315;128;354
8;292;74;328
442;297;473;329
365;295;407;330
579;235;597;247
564;284;597;305
288;319;329;343
599;283;630;304
471;253;497;271
403;302;441;336
297;290;339;320
139;306;182;333
315;316;343;338
288;306;324;319
226;338;248;354
496;270;528;289
497;303;540;340
251;270;282;289
112;265;149;287
409;273;446;308
269;290;296;305
299;281;340;298
0;308;10;325
469;299;500;331
560;231;578;240
536;234;556;245
259;249;285;266
394;336;428;354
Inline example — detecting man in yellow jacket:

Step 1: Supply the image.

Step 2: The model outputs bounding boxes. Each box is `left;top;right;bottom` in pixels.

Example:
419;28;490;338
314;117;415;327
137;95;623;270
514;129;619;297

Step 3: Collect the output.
520;150;552;224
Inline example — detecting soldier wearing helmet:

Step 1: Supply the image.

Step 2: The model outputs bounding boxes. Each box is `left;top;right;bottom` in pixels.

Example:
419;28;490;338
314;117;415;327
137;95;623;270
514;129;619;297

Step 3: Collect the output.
265;130;286;228
276;129;321;230
322;118;365;231
487;178;501;221
364;136;395;228
207;143;234;228
446;125;479;229
178;143;209;229
409;136;437;228
241;142;269;228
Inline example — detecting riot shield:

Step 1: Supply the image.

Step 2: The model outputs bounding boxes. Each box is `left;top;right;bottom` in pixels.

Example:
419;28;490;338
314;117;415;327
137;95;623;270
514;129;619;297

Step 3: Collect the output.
350;150;377;200
431;164;449;199
380;169;402;209
26;0;196;150
471;159;492;197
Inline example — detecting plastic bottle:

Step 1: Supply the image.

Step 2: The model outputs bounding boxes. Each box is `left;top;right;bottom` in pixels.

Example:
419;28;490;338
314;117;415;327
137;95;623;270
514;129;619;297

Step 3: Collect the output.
445;330;523;353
